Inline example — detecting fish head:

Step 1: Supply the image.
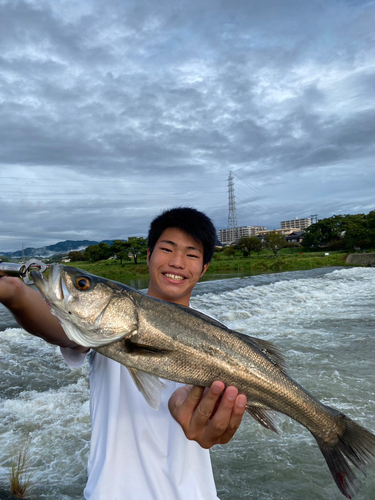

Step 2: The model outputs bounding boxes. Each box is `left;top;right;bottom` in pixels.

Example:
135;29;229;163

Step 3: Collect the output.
31;265;138;347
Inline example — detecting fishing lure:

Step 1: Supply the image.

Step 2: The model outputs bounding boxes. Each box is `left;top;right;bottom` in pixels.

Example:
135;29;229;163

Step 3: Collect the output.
0;259;47;285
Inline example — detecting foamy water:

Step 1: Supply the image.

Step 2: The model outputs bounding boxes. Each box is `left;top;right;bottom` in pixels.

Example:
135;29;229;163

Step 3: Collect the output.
1;267;374;499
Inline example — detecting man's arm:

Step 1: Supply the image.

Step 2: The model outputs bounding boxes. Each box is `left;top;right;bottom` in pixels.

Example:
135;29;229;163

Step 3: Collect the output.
168;381;247;448
0;276;88;352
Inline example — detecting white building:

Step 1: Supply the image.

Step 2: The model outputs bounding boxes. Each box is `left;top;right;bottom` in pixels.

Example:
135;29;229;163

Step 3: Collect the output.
280;218;313;231
218;226;266;245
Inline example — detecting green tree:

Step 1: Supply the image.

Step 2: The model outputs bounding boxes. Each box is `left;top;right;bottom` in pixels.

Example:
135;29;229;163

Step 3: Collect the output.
84;242;112;262
340;215;361;249
237;236;262;257
68;251;86;262
302;212;373;251
364;210;375;248
264;231;286;257
302;215;346;250
110;240;130;264
126;237;148;264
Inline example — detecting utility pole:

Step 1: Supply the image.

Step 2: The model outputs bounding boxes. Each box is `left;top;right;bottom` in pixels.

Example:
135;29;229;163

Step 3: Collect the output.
227;171;239;243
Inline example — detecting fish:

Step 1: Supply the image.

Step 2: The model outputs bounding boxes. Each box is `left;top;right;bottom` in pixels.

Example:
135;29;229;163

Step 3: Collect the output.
30;264;375;499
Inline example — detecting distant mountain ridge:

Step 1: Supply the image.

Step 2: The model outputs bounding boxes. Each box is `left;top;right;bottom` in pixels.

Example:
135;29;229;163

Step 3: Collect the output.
1;235;222;259
0;239;114;259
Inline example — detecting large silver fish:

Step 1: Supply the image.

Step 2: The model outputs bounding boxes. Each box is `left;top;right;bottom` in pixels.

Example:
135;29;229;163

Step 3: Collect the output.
31;265;375;499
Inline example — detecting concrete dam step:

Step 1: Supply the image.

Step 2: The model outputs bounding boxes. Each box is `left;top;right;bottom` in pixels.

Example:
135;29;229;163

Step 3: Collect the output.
346;253;375;266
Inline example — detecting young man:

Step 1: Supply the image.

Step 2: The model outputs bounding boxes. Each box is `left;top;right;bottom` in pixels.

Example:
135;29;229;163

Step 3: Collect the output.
0;207;246;499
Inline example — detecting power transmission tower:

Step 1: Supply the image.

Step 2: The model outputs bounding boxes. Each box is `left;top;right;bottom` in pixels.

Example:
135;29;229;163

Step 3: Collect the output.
227;171;239;242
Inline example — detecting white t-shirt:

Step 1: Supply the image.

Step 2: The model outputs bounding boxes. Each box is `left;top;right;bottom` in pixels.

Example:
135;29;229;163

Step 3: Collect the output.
61;348;219;500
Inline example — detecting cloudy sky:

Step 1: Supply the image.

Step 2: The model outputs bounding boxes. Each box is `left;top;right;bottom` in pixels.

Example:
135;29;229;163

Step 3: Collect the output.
1;0;374;252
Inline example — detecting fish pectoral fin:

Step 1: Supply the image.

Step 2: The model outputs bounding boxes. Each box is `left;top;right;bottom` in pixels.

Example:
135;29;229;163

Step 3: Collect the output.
246;406;279;433
128;368;166;410
124;338;170;356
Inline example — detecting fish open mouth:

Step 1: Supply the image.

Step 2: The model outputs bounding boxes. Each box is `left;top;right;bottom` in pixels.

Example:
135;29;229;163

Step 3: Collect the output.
49;265;66;302
31;265;68;305
30;269;47;294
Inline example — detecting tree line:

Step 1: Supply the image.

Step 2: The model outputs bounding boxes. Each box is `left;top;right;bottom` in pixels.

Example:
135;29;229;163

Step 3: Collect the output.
234;232;291;257
68;237;148;264
302;211;375;251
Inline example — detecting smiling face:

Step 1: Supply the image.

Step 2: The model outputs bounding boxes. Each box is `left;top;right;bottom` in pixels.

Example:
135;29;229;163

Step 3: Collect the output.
147;227;209;306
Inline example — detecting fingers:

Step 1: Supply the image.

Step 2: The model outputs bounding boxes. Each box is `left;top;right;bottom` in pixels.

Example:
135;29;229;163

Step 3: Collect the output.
168;382;224;430
192;385;246;448
189;381;225;428
168;381;247;449
168;385;203;428
208;389;247;445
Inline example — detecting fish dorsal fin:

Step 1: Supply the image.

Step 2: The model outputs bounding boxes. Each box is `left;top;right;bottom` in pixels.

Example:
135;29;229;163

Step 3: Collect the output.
127;368;166;410
246;406;279;433
232;331;287;371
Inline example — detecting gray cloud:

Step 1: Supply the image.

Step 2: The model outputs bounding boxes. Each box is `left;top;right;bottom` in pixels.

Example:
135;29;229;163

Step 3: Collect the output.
0;0;374;251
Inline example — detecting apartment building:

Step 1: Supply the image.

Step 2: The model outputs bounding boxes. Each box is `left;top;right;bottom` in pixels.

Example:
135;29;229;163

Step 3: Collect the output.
280;217;313;230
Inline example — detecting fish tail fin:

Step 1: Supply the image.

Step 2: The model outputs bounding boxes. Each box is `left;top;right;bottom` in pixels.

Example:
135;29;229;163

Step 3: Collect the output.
315;414;375;499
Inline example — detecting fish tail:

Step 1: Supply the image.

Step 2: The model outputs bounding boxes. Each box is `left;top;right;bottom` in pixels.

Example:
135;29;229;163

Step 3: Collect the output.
316;414;375;499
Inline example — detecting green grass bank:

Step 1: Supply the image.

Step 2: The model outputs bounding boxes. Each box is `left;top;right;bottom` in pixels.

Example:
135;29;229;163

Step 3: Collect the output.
64;249;353;286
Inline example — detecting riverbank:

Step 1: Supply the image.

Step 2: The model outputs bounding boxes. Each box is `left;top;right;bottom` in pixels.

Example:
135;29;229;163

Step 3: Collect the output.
65;250;352;286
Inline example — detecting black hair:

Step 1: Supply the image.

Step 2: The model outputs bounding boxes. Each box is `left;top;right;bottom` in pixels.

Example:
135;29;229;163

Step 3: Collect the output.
148;207;216;265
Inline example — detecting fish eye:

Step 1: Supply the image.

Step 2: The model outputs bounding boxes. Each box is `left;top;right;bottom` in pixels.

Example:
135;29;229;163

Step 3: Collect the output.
75;277;92;290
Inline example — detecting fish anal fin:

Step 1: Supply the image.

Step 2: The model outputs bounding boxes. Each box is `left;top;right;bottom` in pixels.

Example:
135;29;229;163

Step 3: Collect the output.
247;405;279;433
128;368;166;410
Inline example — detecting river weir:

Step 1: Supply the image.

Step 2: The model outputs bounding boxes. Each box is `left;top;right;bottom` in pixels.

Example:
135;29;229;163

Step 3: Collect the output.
0;266;374;499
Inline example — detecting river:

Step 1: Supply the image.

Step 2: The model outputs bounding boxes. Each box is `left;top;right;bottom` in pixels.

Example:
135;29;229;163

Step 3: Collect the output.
0;266;374;499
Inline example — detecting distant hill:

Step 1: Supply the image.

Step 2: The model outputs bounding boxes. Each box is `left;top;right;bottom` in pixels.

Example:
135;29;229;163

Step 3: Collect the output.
1;234;222;259
0;239;114;259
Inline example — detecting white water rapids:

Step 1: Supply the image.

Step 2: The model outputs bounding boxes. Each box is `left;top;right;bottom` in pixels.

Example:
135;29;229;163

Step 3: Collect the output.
0;266;374;499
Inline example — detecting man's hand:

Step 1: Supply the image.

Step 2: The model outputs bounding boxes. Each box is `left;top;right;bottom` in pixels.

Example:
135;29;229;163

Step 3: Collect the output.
0;275;88;351
0;275;22;307
168;381;247;449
